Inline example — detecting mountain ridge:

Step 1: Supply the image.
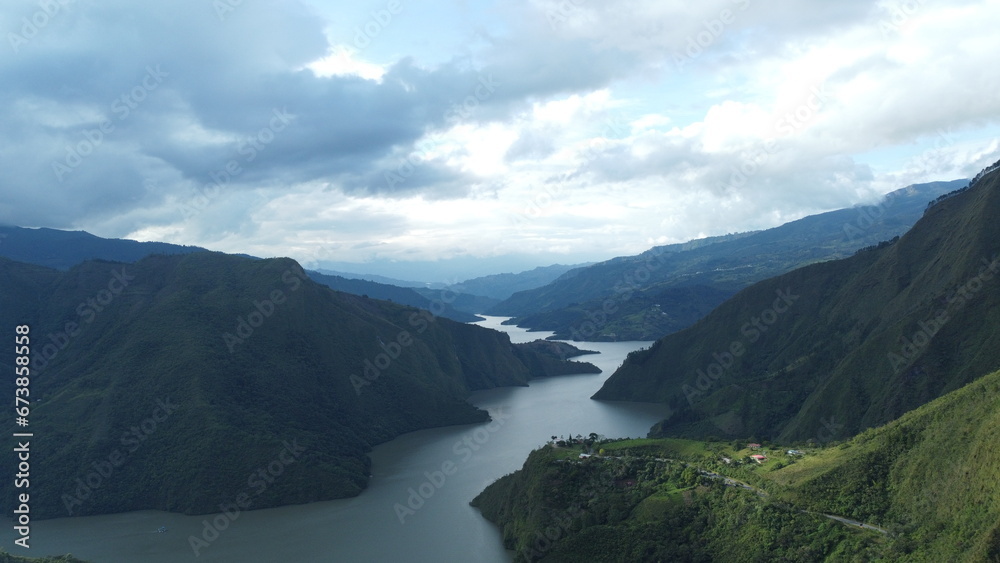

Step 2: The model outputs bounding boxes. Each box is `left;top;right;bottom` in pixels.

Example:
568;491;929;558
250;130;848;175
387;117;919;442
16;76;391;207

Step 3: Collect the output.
0;252;598;518
593;167;1000;442
491;180;968;341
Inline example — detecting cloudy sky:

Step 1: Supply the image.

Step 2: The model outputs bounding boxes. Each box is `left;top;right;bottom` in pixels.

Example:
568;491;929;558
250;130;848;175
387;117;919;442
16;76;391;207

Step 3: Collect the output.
2;0;999;281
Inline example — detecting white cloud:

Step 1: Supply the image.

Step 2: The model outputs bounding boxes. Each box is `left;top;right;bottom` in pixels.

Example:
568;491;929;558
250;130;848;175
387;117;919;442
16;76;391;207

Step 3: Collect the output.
1;0;998;280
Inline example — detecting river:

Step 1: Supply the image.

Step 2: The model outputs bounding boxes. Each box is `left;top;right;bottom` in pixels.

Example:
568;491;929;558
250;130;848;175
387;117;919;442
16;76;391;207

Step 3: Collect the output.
2;317;667;562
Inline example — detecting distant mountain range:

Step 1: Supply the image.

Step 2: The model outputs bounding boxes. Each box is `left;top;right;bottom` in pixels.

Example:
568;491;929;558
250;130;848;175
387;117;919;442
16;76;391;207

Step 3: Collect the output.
306;270;485;322
314;269;442;289
0;226;491;323
490;180;968;341
0;252;598;518
593;168;999;442
0;226;208;269
319;263;590;309
449;264;592;300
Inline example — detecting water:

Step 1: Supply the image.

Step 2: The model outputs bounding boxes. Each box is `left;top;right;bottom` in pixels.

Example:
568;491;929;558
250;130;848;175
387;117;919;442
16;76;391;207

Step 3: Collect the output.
2;317;666;562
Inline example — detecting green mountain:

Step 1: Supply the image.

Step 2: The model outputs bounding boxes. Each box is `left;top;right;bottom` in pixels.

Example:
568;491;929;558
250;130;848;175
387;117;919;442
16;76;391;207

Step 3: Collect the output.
775;366;1000;561
593;168;1000;442
453;264;592;301
0;551;87;563
0;226;207;270
307;270;484;322
491;180;967;341
0;226;497;323
472;440;884;562
474;367;1000;562
412;287;501;317
0;252;596;519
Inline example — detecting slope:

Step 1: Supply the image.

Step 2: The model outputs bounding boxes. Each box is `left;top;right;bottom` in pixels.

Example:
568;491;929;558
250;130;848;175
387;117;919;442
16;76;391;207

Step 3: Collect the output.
594;168;1000;442
0;253;595;519
474;369;1000;561
307;270;483;322
0;226;206;270
773;367;1000;561
493;180;966;341
452;263;592;301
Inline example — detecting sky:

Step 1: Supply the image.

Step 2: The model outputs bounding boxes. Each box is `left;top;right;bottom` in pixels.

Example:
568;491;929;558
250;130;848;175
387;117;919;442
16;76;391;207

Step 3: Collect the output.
2;0;999;281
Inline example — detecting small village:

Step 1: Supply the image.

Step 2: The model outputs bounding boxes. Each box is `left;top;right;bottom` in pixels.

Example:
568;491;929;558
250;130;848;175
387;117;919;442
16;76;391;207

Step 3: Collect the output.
548;435;813;471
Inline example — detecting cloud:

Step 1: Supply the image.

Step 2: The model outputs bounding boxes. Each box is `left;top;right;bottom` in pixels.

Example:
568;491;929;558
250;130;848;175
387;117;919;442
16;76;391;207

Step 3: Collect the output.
1;0;998;279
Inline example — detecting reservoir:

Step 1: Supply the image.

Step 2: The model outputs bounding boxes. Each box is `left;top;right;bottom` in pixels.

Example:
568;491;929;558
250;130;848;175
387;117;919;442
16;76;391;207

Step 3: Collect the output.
2;317;667;562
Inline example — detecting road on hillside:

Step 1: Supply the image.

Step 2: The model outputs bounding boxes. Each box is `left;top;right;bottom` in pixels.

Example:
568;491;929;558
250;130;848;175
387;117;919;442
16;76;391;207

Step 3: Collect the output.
695;467;889;535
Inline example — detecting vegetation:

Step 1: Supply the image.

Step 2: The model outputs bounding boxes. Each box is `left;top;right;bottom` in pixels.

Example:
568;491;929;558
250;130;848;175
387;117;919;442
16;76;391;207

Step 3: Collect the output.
0;551;87;563
491;180;967;341
444;263;589;301
0;253;595;519
473;443;884;562
0;225;205;270
477;369;1000;561
594;169;1000;442
307;270;483;322
509;285;733;341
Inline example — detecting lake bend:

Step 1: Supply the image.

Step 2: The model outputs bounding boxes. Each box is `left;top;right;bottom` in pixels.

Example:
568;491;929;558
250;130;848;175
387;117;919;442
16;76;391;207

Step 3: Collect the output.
2;317;668;562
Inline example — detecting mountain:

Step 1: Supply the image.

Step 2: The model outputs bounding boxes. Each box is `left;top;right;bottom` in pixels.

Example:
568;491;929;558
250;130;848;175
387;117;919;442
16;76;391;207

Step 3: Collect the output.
314;269;441;289
0;226;491;323
452;264;592;301
0;550;87;562
306;270;483;322
0;226;206;270
473;367;1000;561
593;167;1000;442
0;252;597;519
776;366;1000;561
412;287;501;317
491;180;967;341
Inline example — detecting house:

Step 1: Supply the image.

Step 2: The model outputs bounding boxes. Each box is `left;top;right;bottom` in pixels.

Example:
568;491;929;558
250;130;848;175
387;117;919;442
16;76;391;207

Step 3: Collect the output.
747;443;762;450
786;450;804;456
721;456;732;464
750;454;767;464
579;453;591;459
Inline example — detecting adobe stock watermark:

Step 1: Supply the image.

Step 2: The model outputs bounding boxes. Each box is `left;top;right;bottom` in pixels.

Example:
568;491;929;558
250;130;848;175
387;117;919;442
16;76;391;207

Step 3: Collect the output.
511;115;629;227
179;107;294;219
844;129;956;241
521;505;585;560
718;84;828;193
682;287;799;405
51;65;168;182
223;266;307;353
61;397;180;515
672;0;751;71
545;0;590;30
31;267;136;373
189;439;307;557
7;0;75;54
843;185;915;242
213;0;246;21
393;408;512;524
813;416;845;445
879;0;924;38
887;255;1000;372
718;138;781;194
774;83;829;137
352;1;403;51
351;285;463;395
383;74;498;190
